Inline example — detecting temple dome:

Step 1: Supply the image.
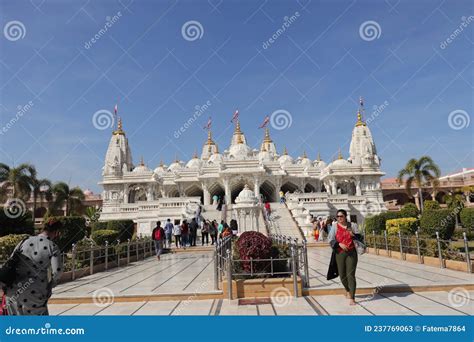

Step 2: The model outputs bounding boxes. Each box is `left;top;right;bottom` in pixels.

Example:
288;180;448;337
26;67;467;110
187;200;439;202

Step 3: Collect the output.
132;164;151;173
168;160;183;171
208;152;223;165
298;152;312;168
153;161;166;174
186;157;202;169
229;142;251;159
329;158;351;168
235;184;257;205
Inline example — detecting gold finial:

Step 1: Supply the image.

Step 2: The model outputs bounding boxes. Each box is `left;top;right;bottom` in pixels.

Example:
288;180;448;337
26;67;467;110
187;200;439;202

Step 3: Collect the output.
113;117;125;135
302;151;307;159
317;152;321;161
193;149;198;159
282;147;288;155
206;130;215;145
234;120;242;134
140;156;145;166
338;148;343;160
174;154;179;163
355;110;366;127
263;127;272;143
159;160;164;167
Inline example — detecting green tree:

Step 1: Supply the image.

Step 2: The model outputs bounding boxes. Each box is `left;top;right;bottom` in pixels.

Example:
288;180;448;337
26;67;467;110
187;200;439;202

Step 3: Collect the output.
0;163;35;201
30;177;53;222
397;156;441;212
444;192;465;228
52;182;85;216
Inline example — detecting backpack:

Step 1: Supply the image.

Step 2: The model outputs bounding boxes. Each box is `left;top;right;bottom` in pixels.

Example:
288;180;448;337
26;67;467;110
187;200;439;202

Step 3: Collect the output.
154;228;163;240
0;237;28;287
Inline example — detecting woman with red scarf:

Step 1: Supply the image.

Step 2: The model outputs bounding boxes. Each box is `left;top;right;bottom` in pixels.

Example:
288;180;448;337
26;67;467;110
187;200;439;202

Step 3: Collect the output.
327;209;360;305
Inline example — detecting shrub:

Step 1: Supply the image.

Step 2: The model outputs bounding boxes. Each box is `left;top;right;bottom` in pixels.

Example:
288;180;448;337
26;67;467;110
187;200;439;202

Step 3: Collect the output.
236;231;272;273
0;207;34;237
386;217;419;235
91;229;119;246
460;208;474;229
90;221;108;233
0;234;30;260
365;211;402;234
107;220;135;241
47;216;87;252
91;220;135;241
423;200;440;211
400;203;419;218
420;209;455;239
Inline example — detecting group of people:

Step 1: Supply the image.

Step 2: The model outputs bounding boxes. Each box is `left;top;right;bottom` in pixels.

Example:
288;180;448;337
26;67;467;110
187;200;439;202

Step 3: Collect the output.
311;216;335;241
151;217;239;259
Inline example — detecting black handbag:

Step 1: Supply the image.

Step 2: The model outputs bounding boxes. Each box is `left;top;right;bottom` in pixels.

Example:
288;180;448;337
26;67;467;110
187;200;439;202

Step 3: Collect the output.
0;238;27;287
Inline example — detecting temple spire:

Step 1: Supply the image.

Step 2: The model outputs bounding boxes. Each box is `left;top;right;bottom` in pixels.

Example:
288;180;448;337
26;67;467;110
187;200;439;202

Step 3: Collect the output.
317;152;321;161
338;148;343;160
113;117;125;135
263;127;272;143
139;156;145;166
355;96;366;127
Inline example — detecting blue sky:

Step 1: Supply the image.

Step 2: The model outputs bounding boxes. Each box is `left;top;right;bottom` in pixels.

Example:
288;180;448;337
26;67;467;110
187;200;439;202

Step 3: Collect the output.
0;0;472;193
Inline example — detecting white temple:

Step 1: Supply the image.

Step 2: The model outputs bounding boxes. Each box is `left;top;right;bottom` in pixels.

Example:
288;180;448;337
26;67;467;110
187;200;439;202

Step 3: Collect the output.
99;102;385;238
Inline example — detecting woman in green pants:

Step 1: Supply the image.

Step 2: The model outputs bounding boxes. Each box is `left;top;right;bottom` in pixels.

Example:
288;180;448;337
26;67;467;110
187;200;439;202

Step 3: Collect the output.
328;209;360;305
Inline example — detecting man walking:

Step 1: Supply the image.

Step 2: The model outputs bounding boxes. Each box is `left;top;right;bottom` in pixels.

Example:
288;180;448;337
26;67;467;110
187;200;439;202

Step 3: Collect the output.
151;221;165;260
164;218;174;248
189;218;198;247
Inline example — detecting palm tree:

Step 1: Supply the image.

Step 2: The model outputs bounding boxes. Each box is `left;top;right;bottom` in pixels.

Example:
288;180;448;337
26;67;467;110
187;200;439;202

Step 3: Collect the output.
0;163;36;202
31;177;53;222
445;192;465;228
397;156;441;212
52;182;85;216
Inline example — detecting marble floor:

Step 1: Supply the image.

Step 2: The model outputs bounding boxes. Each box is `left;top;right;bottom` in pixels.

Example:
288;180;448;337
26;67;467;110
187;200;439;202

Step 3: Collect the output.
52;247;473;301
48;290;474;316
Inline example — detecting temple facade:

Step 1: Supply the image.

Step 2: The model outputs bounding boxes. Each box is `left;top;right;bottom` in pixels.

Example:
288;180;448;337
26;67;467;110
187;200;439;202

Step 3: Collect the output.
99;103;386;236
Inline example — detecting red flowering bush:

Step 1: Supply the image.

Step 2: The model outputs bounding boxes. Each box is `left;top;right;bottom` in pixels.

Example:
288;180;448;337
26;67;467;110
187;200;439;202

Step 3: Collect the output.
236;231;272;273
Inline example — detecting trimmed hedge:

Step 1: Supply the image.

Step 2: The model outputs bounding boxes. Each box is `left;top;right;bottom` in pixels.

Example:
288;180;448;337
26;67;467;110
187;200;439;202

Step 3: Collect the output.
400;203;419;218
423;200;440;211
365;211;402;234
91;220;134;241
0;207;34;237
460;208;473;229
386;217;418;235
47;216;87;252
0;234;29;260
419;209;455;239
91;229;120;246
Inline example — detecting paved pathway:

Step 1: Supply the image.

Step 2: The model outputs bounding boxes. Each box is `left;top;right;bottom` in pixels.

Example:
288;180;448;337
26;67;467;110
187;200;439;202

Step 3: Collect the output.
307;248;473;290
48;290;474;316
51;247;473;300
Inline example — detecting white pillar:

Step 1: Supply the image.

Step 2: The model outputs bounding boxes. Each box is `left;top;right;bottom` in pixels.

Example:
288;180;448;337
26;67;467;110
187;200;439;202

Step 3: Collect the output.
202;183;210;205
224;179;231;205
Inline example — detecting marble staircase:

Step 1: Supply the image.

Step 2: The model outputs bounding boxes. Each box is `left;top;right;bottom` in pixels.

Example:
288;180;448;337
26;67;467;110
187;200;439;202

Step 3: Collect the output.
266;202;305;240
